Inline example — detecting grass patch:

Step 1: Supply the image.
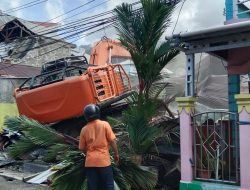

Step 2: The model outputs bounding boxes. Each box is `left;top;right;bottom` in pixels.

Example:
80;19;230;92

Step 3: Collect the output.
0;103;18;131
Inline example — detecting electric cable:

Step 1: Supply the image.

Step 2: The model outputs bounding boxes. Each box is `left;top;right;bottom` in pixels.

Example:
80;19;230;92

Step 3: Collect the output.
27;0;97;31
0;0;96;32
0;22;114;71
172;0;186;35
3;0;47;13
0;2;142;71
0;5;140;53
0;14;118;53
29;0;140;36
0;1;141;49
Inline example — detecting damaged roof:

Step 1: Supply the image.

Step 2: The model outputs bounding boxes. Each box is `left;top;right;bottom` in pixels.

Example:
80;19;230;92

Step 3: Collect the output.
0;62;41;78
0;13;58;38
0;14;75;46
0;14;75;60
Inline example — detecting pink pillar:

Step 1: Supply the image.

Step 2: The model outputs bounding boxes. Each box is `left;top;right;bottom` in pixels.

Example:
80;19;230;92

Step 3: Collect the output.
235;94;250;190
176;97;195;182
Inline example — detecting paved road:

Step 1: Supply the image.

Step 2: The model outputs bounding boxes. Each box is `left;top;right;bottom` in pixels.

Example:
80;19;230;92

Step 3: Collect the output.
0;176;49;190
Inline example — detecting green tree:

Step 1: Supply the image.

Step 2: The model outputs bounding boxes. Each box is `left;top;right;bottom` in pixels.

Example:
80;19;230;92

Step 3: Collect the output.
114;0;179;100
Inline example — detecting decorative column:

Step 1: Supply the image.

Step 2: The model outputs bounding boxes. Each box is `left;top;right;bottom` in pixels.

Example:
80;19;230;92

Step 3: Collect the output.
176;97;195;183
235;94;250;190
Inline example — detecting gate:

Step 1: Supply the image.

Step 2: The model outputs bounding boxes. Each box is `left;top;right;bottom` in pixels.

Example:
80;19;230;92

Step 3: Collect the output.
192;112;239;184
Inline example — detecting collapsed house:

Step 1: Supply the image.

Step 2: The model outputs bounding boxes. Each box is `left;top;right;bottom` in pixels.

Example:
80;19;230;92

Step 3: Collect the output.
0;14;76;67
0;14;77;102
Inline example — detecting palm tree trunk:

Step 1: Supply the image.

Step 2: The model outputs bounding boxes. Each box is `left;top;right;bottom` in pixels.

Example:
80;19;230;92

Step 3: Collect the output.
139;77;145;94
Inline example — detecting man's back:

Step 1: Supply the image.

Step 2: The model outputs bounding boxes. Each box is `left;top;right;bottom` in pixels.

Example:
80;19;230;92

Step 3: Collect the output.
79;104;118;190
79;119;116;167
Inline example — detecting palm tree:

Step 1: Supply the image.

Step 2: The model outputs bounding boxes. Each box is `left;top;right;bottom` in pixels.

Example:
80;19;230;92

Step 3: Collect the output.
122;93;162;154
114;0;179;100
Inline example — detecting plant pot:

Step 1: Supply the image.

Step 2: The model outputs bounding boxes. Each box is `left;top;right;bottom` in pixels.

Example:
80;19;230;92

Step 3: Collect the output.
197;169;212;179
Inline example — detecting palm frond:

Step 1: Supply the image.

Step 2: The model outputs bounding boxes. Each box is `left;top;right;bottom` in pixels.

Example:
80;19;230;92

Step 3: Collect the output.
8;137;38;159
4;115;47;131
118;156;157;190
5;116;64;146
114;0;175;54
155;44;179;70
140;0;174;51
5;116;67;159
51;163;87;190
51;153;157;190
43;143;73;162
113;165;131;190
50;150;86;190
114;0;179;98
125;91;140;105
123;100;162;154
5;115;158;189
106;116;123;127
148;82;172;100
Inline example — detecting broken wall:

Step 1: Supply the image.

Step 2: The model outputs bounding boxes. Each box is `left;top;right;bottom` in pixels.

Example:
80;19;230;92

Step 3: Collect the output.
0;78;25;103
9;37;73;67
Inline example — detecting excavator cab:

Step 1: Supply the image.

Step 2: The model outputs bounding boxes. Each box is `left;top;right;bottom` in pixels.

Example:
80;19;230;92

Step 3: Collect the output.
41;56;89;74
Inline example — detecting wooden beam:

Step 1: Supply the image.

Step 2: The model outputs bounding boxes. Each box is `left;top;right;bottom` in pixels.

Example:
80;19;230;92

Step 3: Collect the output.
12;20;33;36
2;25;19;31
0;32;7;42
7;28;15;38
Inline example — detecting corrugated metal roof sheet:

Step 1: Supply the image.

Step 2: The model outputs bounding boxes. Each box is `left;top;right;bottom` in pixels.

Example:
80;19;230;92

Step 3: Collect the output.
0;62;40;78
0;14;60;39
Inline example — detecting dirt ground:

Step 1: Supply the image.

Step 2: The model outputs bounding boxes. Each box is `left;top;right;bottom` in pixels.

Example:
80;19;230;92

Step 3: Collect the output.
0;176;49;190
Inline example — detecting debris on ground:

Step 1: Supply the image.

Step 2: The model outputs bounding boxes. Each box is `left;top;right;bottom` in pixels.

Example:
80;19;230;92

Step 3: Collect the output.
0;129;21;150
0;129;53;188
0;176;48;190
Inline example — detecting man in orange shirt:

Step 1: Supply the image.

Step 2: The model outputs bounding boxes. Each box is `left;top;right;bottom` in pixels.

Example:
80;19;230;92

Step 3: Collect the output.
79;104;119;190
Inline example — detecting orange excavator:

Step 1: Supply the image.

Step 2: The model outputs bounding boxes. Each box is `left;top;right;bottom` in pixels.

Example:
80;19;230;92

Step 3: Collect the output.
13;38;133;135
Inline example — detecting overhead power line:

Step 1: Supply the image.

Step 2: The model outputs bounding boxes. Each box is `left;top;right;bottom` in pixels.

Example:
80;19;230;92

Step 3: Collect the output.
0;0;97;32
0;0;113;51
31;1;114;36
0;0;139;44
0;15;118;63
56;0;112;23
28;0;97;31
0;2;142;71
172;0;186;35
0;10;118;52
0;1;141;52
3;0;48;14
0;22;114;71
38;0;141;35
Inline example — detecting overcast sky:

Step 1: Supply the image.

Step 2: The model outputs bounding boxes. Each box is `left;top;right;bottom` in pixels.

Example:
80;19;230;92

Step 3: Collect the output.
0;0;226;46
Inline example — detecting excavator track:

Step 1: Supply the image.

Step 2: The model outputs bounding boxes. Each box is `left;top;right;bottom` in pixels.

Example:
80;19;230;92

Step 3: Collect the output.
50;101;129;137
